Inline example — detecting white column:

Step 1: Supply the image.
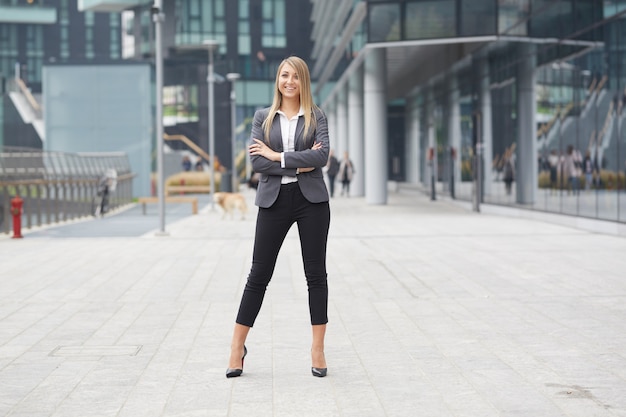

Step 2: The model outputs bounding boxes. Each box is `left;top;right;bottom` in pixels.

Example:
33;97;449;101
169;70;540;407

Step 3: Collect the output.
327;98;337;155
406;94;420;184
479;58;493;195
516;43;537;204
427;87;437;199
364;48;388;205
348;65;365;197
448;77;461;194
336;84;349;156
419;93;429;185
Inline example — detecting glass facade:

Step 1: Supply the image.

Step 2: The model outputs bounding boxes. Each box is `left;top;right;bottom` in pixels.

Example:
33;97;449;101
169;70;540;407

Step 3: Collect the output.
417;11;626;223
342;0;626;223
261;0;286;48
368;0;605;42
174;0;226;50
0;0;122;90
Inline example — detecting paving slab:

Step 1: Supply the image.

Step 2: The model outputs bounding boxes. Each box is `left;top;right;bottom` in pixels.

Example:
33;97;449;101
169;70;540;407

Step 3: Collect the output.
1;188;625;416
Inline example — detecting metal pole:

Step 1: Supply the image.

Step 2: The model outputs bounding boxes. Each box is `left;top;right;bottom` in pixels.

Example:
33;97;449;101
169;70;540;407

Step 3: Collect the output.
204;40;219;209
153;1;167;234
227;73;240;192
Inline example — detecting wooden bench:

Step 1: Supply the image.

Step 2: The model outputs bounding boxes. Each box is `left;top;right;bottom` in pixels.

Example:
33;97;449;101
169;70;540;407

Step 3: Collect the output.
165;185;213;196
137;196;198;215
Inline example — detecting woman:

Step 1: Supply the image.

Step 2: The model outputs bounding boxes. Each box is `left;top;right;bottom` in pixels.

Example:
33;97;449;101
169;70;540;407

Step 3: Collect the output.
226;56;331;378
339;151;354;197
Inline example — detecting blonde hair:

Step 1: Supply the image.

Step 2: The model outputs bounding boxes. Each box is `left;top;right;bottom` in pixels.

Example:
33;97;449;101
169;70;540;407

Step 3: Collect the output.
262;56;318;143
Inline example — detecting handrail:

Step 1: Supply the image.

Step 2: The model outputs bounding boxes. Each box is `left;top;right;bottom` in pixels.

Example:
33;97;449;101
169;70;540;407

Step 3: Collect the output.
0;173;136;234
587;77;597;95
15;78;42;114
595;75;608;94
597;101;614;146
536;102;574;138
163;133;211;162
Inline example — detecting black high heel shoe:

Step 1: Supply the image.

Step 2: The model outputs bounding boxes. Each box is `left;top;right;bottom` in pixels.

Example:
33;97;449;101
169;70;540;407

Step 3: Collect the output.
226;345;247;378
311;350;327;377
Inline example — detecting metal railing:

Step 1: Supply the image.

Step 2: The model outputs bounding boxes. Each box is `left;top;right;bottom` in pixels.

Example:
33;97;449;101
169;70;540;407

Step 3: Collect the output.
0;148;135;234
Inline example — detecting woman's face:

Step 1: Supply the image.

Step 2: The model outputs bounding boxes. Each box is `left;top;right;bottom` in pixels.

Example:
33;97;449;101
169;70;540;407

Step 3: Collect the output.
278;62;300;101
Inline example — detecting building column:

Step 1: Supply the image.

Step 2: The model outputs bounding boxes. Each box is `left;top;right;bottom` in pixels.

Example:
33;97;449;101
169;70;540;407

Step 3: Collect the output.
336;83;349;157
405;93;420;185
419;91;430;185
447;77;461;194
516;43;537;204
478;57;494;195
364;47;388;205
427;87;437;198
348;65;365;197
327;98;337;155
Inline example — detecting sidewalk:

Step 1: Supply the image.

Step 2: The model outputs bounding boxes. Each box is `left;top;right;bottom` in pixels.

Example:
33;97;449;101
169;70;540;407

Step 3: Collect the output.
1;188;625;417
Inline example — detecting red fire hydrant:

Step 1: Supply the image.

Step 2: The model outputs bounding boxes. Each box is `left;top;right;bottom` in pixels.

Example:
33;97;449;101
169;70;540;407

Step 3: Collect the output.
10;195;23;239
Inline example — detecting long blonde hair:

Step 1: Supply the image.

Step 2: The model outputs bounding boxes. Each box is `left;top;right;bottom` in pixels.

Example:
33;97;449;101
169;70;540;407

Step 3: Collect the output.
262;56;318;143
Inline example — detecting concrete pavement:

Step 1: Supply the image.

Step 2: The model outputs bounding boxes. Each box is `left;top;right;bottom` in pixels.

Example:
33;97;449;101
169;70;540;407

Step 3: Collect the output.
1;187;626;416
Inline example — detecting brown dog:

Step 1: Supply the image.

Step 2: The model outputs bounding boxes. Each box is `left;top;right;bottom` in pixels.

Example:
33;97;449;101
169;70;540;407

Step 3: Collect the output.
213;192;248;220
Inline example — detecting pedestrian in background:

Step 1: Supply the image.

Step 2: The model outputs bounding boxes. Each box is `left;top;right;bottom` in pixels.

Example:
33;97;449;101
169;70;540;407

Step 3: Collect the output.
563;145;581;195
583;150;594;191
339;151;355;197
182;156;192;171
503;151;515;195
226;56;331;379
326;149;339;197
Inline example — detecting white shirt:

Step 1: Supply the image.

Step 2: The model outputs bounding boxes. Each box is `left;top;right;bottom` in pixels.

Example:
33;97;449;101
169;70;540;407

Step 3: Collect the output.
278;107;304;184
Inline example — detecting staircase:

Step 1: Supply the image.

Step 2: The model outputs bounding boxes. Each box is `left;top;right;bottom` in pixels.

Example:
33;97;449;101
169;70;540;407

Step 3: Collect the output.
7;78;45;142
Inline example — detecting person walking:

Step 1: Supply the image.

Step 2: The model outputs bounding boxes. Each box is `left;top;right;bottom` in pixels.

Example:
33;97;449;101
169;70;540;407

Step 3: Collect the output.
226;56;331;378
582;150;594;191
339;151;355;197
563;145;581;195
503;151;515;196
326;149;340;197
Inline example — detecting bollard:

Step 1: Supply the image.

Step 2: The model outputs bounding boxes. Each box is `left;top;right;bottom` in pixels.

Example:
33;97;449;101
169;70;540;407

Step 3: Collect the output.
10;195;23;239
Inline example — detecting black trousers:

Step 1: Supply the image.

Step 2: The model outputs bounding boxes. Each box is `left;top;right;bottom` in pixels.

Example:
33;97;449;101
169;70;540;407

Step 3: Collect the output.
236;182;330;327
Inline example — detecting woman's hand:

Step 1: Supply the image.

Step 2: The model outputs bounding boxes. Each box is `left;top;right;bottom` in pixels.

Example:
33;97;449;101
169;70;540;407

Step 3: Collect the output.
249;138;280;162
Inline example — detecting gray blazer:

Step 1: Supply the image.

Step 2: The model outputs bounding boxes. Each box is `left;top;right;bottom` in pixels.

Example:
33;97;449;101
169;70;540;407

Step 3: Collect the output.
250;107;330;208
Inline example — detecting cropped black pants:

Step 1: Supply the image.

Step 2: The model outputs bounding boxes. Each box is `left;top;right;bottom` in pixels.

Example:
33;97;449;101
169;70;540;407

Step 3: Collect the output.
236;182;330;327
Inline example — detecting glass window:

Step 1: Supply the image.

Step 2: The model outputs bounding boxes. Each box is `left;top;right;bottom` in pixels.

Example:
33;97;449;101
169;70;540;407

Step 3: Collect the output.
405;0;455;39
261;0;286;48
529;0;572;39
498;0;529;35
368;3;400;42
460;0;496;37
110;14;120;60
175;0;225;48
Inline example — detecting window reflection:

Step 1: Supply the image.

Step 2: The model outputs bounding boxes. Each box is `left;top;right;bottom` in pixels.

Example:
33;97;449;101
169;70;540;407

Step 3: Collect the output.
498;0;530;35
405;1;455;39
369;3;401;42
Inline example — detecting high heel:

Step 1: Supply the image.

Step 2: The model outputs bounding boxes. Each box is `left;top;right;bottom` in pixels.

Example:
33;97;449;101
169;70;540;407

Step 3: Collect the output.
226;345;247;378
311;367;327;377
311;350;327;377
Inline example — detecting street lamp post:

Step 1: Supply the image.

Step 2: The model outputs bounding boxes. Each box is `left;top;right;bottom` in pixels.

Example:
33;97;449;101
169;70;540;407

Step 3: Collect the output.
203;39;219;210
152;0;167;234
226;73;240;192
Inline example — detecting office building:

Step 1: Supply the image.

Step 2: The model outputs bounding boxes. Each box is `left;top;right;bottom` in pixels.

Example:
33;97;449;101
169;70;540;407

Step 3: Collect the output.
312;0;626;225
0;0;123;149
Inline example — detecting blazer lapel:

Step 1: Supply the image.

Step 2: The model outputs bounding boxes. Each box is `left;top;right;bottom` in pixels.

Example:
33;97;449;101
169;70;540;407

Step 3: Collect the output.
294;117;305;150
270;116;283;151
